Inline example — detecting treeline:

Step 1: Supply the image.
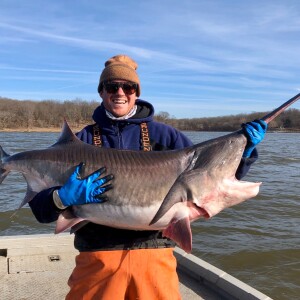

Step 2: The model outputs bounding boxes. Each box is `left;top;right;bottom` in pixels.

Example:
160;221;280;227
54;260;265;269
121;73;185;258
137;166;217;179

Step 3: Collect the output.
0;97;300;131
155;110;300;131
0;97;99;129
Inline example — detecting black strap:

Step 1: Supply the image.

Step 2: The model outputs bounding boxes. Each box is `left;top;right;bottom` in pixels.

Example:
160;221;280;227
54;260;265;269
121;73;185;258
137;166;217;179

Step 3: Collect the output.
92;122;152;151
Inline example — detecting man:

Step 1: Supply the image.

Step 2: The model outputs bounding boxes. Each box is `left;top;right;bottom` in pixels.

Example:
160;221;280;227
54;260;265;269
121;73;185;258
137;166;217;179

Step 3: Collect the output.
29;54;267;299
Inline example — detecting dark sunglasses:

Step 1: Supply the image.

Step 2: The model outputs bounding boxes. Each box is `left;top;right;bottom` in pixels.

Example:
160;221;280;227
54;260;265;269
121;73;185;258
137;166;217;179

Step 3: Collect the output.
104;82;138;95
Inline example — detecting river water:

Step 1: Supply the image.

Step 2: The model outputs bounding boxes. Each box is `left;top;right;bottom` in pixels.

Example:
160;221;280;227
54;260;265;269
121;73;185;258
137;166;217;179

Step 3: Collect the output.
0;131;299;300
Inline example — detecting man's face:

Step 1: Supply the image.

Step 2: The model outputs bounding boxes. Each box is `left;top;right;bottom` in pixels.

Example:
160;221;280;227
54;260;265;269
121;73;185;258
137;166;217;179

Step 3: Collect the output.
100;80;137;117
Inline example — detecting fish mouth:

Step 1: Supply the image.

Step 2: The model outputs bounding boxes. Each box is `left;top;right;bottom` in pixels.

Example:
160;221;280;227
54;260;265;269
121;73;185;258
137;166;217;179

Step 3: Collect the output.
188;202;210;221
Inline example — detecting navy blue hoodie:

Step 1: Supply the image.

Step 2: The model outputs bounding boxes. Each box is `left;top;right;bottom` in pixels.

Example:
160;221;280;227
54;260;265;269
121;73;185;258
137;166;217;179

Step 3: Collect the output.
29;99;256;251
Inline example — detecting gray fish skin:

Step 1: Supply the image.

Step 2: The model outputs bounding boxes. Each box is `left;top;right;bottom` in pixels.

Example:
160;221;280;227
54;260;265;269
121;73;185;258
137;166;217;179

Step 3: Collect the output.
1;93;299;253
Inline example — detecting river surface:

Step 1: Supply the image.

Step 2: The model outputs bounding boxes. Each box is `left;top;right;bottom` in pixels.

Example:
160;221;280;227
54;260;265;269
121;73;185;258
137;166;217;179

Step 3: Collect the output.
0;131;299;300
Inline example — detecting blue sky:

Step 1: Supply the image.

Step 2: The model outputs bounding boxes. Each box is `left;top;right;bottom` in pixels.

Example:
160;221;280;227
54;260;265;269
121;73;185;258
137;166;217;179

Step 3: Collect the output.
1;0;300;118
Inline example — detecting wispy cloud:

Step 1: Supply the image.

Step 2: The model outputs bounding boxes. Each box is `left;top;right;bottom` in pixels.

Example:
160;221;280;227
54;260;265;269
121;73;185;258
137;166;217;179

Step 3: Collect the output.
0;0;299;117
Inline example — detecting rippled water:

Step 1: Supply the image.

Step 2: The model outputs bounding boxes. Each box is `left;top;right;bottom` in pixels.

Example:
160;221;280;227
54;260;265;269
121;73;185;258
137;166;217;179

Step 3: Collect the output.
0;131;299;300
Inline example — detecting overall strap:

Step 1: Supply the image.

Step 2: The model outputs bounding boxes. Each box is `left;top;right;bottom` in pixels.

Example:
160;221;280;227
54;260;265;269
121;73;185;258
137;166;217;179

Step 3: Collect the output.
92;124;102;147
92;122;152;151
140;122;152;151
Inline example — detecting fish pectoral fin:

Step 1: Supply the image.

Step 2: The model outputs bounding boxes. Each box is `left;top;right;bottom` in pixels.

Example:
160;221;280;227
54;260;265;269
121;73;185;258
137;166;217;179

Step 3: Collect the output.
162;217;192;253
55;209;84;234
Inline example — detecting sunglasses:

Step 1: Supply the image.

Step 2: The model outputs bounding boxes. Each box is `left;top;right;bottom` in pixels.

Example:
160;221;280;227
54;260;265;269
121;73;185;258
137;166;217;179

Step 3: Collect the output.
104;82;138;95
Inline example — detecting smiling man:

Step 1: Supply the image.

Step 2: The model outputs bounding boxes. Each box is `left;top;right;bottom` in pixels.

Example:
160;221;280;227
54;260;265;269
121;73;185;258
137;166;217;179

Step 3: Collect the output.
66;55;194;299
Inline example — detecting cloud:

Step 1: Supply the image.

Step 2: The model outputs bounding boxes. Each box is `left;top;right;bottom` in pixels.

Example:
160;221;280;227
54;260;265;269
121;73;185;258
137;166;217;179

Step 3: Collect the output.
0;1;299;117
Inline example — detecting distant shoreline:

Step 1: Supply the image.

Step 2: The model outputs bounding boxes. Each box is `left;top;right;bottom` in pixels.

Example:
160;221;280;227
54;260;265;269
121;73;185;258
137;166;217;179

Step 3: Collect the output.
0;127;299;133
0;126;83;133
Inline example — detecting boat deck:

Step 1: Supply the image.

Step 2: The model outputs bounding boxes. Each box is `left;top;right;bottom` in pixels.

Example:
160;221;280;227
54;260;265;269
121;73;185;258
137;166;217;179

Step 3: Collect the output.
0;234;272;300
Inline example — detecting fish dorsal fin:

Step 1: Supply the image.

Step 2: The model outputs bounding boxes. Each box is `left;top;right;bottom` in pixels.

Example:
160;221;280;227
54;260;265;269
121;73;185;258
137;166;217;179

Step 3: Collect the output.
52;120;81;147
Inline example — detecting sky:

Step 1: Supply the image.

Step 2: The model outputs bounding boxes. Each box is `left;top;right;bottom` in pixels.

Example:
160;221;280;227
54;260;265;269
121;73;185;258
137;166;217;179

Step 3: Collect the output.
0;0;300;118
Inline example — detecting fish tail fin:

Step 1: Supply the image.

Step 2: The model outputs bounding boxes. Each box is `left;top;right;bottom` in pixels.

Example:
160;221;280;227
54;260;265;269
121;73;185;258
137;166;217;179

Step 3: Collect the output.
55;209;84;234
0;146;10;184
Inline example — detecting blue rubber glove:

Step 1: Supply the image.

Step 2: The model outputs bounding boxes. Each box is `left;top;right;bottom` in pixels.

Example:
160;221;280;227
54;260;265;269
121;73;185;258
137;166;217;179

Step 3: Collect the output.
58;163;113;206
242;119;268;158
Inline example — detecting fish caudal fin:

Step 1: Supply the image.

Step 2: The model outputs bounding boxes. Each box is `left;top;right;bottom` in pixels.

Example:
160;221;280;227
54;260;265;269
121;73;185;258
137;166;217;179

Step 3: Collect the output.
55;209;84;234
162;217;192;253
0;146;10;184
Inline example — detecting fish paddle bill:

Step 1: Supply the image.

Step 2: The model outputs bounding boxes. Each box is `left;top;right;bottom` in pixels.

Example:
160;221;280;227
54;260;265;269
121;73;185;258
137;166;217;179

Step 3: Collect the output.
262;92;300;124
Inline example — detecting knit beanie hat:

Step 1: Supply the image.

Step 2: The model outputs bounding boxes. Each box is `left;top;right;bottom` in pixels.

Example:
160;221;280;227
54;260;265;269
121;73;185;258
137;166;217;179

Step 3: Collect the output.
98;55;141;96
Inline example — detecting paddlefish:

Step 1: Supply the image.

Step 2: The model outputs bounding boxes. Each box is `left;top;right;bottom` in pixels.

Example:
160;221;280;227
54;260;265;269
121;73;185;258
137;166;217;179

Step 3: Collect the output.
0;93;299;253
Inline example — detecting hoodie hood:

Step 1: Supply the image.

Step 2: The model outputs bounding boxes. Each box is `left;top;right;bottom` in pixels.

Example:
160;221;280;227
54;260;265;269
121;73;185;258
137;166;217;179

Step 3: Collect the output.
92;99;154;126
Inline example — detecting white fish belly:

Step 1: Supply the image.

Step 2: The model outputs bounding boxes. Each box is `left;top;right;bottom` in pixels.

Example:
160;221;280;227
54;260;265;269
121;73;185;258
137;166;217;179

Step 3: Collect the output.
73;203;166;230
73;201;192;231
